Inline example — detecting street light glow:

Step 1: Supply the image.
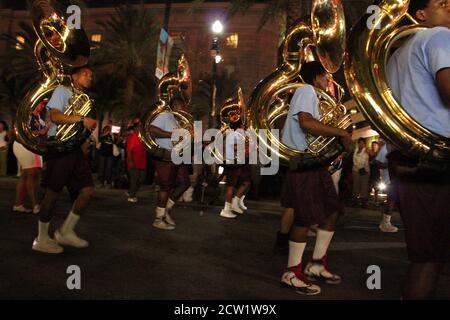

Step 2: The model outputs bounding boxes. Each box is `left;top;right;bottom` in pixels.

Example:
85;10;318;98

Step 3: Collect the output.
212;20;223;34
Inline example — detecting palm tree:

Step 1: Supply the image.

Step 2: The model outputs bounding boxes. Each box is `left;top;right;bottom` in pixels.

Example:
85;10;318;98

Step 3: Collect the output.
190;70;239;127
0;21;40;96
92;2;160;124
0;72;30;119
89;71;121;135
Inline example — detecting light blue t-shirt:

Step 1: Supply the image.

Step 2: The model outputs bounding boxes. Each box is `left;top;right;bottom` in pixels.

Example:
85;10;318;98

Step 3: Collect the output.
281;84;320;151
151;112;179;150
46;86;73;136
225;130;245;162
387;27;450;136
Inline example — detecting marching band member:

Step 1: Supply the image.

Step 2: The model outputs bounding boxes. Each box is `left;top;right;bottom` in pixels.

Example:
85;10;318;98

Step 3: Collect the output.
33;66;97;254
280;61;351;295
386;0;450;299
149;96;191;230
219;96;251;219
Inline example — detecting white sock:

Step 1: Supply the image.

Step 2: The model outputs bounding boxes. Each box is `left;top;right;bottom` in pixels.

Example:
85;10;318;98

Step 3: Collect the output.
224;202;231;211
61;211;80;234
312;229;334;260
38;221;50;242
156;207;166;218
382;214;391;223
166;198;175;210
232;196;240;207
287;241;306;268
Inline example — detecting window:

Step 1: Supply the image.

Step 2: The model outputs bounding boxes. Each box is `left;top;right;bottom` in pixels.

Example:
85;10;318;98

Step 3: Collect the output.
226;33;238;48
91;34;102;42
15;35;25;50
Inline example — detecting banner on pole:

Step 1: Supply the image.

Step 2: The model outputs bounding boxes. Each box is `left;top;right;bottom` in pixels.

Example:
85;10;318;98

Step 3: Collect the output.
155;28;174;79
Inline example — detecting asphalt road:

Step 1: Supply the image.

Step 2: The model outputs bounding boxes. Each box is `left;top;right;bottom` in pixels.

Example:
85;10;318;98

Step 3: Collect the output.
0;176;449;300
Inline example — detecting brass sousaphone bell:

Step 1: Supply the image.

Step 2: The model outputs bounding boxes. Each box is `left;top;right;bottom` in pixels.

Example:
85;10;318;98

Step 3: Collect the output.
15;0;92;155
247;0;351;170
345;0;450;173
139;55;194;160
206;87;247;163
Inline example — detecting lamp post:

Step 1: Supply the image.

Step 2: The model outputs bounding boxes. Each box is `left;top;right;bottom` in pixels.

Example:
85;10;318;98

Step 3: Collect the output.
210;20;223;129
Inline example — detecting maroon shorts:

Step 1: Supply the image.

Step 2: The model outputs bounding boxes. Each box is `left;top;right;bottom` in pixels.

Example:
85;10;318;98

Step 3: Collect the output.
153;160;190;192
280;167;292;208
287;167;342;227
41;148;93;201
387;152;450;262
225;164;252;188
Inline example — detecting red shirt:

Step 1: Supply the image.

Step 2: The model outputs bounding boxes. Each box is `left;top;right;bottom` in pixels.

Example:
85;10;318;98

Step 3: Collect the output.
126;132;147;171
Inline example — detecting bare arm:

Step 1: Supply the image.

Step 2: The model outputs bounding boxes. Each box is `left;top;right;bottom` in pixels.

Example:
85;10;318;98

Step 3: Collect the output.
50;108;96;131
50;108;83;125
149;125;172;138
298;112;347;137
299;112;352;150
436;68;450;108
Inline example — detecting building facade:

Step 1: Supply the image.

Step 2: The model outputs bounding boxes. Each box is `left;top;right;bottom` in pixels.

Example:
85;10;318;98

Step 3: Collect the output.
0;2;281;99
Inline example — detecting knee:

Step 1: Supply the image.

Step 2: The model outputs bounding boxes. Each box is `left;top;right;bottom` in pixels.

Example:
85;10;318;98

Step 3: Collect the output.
80;186;94;199
181;179;191;190
159;183;172;192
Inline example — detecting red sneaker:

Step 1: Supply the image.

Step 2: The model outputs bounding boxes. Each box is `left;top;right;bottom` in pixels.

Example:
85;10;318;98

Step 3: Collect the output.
281;264;321;295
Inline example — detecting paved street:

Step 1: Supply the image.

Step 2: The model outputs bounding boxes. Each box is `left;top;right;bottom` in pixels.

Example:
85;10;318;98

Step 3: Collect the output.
0;176;449;300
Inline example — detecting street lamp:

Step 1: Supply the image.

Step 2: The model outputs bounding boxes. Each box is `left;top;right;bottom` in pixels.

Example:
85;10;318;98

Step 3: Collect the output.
210;20;223;129
212;20;223;34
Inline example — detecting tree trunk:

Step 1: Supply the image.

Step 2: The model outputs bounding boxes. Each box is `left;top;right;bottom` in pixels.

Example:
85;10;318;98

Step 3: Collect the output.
123;73;135;127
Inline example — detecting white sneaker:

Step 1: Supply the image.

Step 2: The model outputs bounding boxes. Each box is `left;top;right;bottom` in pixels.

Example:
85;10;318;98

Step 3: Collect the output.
54;229;89;248
239;196;247;210
32;237;63;254
13;205;32;213
220;209;237;219
281;271;321;295
33;204;40;214
164;212;176;226
231;198;244;214
379;222;398;233
127;197;138;203
153;218;175;230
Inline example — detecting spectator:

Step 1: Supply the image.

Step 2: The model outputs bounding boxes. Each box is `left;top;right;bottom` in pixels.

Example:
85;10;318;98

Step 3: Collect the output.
12;100;48;214
368;141;381;204
352;138;370;206
97;125;114;188
0;120;9;176
126;121;147;202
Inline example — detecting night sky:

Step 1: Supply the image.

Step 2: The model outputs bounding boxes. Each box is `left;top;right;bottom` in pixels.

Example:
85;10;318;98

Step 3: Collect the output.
0;0;231;10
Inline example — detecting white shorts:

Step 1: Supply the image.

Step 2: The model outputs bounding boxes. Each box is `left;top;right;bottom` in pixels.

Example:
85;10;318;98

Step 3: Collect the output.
13;141;43;170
